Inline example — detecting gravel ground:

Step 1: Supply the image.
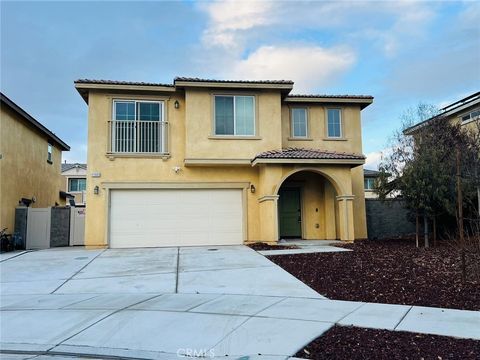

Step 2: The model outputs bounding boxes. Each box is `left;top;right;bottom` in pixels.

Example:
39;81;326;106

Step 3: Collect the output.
295;326;480;360
268;239;480;310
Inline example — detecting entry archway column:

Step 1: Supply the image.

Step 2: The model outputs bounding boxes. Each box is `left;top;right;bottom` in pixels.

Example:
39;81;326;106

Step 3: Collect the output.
336;195;355;241
258;195;280;243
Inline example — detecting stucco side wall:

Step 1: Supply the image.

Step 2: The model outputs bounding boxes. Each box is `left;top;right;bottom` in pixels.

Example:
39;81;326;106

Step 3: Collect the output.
0;106;64;232
185;89;283;159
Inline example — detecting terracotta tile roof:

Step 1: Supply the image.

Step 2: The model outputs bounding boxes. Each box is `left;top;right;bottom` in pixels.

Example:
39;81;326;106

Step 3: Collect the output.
253;148;365;161
74;79;174;87
287;94;373;100
174;77;294;85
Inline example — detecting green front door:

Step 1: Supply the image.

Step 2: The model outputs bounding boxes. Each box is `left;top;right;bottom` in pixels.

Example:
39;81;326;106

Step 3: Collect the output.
279;187;302;238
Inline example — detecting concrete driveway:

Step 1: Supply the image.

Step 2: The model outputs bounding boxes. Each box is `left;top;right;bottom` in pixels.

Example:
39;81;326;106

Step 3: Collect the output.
1;246;331;359
2;246;479;359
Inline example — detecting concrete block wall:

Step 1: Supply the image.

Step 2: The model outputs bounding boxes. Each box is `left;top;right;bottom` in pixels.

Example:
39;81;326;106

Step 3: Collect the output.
366;199;416;240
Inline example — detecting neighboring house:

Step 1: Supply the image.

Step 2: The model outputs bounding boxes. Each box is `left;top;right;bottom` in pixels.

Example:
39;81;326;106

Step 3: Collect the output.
363;169;381;199
404;91;480;135
0;92;70;233
61;162;87;205
75;77;373;248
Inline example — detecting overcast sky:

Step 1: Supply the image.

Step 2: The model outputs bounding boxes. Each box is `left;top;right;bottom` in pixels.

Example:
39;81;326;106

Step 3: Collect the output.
1;1;479;168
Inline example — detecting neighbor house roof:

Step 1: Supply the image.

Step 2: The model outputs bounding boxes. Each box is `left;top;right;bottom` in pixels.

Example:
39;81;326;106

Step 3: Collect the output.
404;91;480;135
252;147;365;166
0;92;70;151
61;163;87;173
75;77;373;108
364;169;381;177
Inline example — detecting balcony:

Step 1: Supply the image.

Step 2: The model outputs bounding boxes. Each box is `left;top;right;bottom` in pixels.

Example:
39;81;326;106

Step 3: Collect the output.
108;120;169;155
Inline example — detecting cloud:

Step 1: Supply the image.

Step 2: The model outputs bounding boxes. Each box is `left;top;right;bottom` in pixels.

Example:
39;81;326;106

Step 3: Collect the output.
229;45;356;92
200;0;274;48
365;151;384;170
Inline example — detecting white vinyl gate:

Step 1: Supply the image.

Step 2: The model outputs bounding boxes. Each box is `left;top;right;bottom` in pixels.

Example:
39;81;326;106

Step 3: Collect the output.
26;208;51;249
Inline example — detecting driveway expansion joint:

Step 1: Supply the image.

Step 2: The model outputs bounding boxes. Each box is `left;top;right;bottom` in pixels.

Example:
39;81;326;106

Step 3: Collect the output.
50;249;107;294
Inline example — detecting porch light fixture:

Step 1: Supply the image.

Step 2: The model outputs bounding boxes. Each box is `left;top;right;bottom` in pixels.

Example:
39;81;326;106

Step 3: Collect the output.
174;100;180;109
94;185;99;195
250;184;256;193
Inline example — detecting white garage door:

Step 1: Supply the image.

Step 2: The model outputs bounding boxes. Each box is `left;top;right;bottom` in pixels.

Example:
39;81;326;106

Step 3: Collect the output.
109;189;244;248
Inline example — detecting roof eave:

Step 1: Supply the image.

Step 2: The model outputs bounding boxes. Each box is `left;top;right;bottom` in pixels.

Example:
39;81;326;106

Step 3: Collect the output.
0;94;70;151
74;82;176;104
284;96;373;109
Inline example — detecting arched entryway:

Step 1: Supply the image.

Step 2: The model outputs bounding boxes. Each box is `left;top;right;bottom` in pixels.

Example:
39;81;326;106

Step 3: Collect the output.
276;170;341;240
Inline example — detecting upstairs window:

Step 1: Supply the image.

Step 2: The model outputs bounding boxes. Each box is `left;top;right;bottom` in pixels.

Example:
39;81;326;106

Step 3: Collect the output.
47;143;53;163
364;178;375;190
214;95;255;136
461;108;480;123
327;108;342;138
291;108;308;138
111;100;167;153
69;178;87;192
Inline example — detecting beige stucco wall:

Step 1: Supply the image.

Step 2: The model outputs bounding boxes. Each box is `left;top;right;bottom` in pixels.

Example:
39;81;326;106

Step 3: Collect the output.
0;106;65;232
185;89;282;159
84;88;368;246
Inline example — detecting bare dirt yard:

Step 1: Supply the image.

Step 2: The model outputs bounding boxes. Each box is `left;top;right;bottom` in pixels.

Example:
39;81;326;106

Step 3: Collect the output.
295;326;480;360
268;239;480;311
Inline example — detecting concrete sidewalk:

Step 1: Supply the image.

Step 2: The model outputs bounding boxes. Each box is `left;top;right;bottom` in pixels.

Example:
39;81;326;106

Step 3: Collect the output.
1;246;479;359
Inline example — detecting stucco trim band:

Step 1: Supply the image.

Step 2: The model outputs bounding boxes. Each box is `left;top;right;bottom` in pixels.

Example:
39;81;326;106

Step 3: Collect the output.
184;159;252;166
258;195;280;203
101;182;250;190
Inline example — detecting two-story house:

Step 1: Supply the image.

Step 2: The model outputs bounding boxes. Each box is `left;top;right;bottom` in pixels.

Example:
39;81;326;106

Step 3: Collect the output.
0;92;70;233
404;91;479;135
75;77;373;248
61;162;87;205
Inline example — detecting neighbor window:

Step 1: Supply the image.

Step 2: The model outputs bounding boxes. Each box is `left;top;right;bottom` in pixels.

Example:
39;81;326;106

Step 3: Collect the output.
214;95;255;136
364;178;375;190
327;109;342;138
291;108;308;138
69;178;87;192
461;108;480;123
111;100;166;153
47;143;53;163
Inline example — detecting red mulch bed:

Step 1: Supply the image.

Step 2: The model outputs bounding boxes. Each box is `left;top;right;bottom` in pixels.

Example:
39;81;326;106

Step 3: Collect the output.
295;326;480;360
268;239;480;310
248;242;299;251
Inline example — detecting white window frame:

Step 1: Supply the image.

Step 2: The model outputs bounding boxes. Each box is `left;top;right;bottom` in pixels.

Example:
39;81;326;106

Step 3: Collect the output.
326;108;343;138
68;178;87;192
111;99;165;153
364;178;375;190
290;107;308;138
213;95;256;136
460;108;480;124
47;143;53;163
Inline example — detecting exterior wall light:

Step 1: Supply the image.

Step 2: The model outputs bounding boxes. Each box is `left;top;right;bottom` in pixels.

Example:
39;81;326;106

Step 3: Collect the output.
174;100;180;109
250;184;256;193
94;185;99;195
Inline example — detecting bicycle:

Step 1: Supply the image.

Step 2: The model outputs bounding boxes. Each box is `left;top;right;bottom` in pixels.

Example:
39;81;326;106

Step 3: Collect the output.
0;228;13;252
